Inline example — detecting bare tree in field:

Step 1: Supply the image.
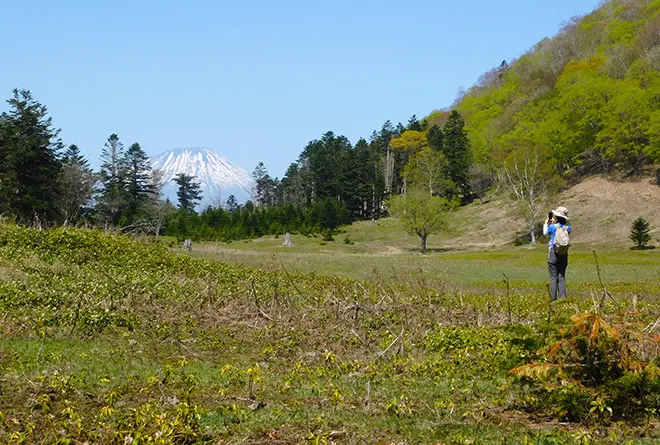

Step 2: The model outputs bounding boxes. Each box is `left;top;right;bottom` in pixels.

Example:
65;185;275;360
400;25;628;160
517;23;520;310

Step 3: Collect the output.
502;142;562;244
143;168;175;237
59;145;95;225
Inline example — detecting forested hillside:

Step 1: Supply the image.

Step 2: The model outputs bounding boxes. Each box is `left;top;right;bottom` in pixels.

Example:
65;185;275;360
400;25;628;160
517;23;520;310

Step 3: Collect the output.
252;0;660;226
440;0;660;176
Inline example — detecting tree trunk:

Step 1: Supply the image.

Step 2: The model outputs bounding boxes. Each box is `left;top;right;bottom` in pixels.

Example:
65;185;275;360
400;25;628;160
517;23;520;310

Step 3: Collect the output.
420;234;427;251
530;226;536;244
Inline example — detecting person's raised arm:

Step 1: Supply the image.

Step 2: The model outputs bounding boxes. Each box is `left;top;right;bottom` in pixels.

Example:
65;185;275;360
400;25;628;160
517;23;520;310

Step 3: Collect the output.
543;212;553;235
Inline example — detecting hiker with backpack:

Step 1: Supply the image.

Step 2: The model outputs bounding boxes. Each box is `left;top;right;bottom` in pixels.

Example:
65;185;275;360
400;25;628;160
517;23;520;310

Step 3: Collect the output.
543;206;571;301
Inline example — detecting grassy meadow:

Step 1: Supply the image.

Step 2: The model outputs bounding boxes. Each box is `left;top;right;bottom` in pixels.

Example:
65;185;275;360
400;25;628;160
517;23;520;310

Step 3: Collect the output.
0;223;659;444
192;218;660;289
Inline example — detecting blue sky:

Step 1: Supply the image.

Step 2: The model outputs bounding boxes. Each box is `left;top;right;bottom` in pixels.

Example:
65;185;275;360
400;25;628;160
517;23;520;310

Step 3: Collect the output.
1;0;599;178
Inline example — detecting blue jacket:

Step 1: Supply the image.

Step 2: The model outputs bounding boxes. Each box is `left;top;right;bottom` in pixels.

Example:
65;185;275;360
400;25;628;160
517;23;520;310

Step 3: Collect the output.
543;222;572;250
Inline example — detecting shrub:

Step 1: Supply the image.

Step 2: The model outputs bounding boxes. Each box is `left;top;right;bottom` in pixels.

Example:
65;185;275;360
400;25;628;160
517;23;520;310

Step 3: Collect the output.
510;312;660;421
514;221;548;246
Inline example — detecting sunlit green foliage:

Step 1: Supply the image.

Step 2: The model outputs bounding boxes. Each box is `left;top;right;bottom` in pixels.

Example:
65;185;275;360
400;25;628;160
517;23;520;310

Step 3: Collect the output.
455;0;660;176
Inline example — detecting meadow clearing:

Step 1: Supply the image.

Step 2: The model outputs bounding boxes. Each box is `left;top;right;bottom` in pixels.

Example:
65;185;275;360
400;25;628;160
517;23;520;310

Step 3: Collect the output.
0;223;658;444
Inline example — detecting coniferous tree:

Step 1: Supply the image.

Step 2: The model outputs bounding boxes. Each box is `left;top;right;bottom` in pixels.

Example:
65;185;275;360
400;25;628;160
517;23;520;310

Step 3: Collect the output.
225;194;239;212
278;163;302;205
299;132;352;202
442;110;472;198
427;125;444;153
629;216;652;249
0;89;63;222
252;162;277;207
342;138;376;218
174;173;202;213
97;134;126;225
123;142;153;222
407;115;423;132
372;121;396;196
0;110;13;217
59;144;95;224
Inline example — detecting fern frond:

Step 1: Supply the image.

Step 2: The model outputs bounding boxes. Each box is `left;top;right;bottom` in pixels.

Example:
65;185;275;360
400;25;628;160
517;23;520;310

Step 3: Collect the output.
509;362;558;379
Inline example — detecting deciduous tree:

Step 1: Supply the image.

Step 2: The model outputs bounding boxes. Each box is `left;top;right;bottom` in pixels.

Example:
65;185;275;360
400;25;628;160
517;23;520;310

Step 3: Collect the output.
59;144;95;225
388;187;455;251
502;142;562;244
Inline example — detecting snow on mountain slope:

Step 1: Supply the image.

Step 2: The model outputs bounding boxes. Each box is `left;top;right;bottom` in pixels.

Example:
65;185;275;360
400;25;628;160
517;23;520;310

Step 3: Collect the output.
151;147;254;207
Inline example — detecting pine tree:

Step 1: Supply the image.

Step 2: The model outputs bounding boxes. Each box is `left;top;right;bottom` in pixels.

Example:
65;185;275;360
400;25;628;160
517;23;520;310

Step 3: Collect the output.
0;89;63;222
299;132;352;202
278;163;303;205
0;112;13;216
252;162;277;206
59;144;95;224
225;194;239;212
342;138;375;218
629;216;652;249
174;173;202;213
442;110;472;199
97;134;126;225
407;115;423;131
123;142;153;222
427;125;444;153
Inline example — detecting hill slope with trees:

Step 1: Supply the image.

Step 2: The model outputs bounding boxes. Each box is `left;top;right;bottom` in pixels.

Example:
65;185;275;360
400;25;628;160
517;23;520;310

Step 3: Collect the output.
436;0;660;178
1;0;658;243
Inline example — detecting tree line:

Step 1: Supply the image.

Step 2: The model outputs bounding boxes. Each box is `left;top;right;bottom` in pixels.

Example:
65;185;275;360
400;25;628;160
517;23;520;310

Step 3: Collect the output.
0;89;201;235
0;89;358;241
250;110;475;210
244;0;660;248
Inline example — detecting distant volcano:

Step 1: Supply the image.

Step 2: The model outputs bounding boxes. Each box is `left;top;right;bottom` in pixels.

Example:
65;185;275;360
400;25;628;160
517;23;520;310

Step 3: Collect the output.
150;147;254;208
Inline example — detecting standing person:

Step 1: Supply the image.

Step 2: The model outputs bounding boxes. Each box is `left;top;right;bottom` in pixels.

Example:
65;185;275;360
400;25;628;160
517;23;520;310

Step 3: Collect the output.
543;206;572;301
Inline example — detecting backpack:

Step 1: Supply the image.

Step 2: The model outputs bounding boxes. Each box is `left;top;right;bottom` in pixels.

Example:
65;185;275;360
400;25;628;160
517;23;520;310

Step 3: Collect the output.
554;224;570;255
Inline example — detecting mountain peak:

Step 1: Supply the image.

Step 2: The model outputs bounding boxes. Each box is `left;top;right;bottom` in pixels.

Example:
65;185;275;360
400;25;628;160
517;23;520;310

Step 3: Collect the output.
151;147;254;207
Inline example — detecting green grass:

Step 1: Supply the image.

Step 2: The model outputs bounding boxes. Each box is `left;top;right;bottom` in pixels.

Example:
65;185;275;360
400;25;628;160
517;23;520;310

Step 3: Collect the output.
0;224;658;444
193;229;660;288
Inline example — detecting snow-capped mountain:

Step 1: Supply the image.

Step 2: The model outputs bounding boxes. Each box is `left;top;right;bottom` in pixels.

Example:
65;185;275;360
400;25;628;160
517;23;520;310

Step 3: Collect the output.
150;147;254;208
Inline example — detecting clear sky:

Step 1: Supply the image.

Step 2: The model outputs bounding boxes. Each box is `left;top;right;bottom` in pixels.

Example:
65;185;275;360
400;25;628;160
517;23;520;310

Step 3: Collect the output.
1;0;599;178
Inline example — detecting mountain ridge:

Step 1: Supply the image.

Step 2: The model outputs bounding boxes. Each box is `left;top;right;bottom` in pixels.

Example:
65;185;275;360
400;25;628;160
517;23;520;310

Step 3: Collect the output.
150;147;254;208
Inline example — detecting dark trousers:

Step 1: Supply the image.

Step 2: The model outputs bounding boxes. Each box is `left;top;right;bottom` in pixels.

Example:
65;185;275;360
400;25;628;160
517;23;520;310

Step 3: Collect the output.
548;249;568;301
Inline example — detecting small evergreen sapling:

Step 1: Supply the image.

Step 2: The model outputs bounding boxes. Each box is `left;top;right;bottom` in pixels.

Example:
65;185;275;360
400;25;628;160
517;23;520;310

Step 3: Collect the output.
629;216;652;249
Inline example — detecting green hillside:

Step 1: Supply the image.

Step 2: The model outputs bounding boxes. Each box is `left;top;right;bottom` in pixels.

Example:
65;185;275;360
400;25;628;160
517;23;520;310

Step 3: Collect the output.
428;0;660;176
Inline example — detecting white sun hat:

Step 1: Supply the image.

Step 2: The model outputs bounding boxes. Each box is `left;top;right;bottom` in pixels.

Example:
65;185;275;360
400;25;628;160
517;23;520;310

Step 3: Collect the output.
552;206;569;220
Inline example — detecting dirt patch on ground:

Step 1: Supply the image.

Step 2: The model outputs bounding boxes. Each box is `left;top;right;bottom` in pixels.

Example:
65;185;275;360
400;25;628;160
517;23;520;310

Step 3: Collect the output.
561;176;660;245
442;176;660;248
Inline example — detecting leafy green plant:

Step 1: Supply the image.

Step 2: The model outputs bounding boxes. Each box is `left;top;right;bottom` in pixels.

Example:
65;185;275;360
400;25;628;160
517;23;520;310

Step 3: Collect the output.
1;224;659;442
